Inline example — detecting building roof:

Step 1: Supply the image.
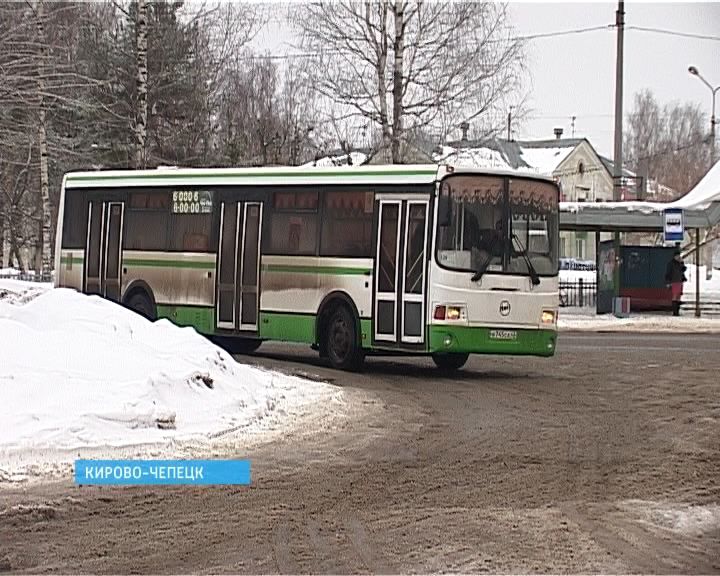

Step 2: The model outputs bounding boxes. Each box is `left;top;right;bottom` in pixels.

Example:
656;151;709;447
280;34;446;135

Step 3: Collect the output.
435;137;591;176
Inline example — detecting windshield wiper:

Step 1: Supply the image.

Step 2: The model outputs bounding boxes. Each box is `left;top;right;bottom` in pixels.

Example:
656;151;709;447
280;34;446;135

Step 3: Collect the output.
471;251;492;282
512;233;541;286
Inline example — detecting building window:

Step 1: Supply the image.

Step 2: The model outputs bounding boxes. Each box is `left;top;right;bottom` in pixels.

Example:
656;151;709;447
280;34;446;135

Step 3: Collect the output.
578;161;585;175
320;191;374;257
575;238;585;260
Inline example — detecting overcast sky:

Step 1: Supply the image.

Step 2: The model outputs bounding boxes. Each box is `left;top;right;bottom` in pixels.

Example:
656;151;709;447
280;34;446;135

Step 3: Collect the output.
252;1;720;160
510;2;720;157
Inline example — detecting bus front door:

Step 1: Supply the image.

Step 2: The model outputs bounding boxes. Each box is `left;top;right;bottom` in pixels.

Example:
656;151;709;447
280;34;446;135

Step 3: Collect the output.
374;197;429;347
216;201;263;332
85;200;124;301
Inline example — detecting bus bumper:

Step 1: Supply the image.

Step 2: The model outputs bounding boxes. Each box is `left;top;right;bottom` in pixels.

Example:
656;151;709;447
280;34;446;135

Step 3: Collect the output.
429;325;557;357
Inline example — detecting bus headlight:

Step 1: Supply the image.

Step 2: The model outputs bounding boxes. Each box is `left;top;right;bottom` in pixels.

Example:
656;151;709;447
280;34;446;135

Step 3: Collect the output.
433;304;467;321
541;310;556;324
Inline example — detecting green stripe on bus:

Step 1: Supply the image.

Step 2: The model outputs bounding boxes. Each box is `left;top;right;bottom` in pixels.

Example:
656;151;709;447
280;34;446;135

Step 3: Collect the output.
66;168;437;183
258;311;373;348
263;264;371;276
156;305;215;334
123;258;215;269
60;256;84;265
259;311;315;343
429;325;557;357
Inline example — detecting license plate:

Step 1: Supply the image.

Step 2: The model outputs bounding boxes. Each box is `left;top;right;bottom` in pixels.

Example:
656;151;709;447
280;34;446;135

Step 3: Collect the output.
489;329;517;341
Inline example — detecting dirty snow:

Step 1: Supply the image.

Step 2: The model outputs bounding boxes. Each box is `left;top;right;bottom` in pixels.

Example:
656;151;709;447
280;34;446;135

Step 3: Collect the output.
621;500;720;537
0;281;338;481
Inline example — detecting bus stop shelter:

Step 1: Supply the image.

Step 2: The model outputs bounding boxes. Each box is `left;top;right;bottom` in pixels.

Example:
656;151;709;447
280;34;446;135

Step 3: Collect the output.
559;161;720;315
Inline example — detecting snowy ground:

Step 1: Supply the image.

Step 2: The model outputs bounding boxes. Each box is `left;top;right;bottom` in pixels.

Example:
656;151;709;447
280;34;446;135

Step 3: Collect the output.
558;307;720;332
0;280;339;483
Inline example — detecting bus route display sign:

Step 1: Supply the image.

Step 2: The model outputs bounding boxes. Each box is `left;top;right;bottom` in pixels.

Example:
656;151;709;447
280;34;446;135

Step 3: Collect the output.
172;190;213;214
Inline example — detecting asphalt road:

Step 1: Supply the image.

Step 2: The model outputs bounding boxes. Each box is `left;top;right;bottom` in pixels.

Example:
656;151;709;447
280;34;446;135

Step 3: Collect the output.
1;333;719;574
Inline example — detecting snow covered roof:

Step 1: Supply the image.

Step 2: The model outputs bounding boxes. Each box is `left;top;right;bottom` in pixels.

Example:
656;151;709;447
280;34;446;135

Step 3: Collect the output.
435;138;583;176
302;151;368;168
668;160;720;210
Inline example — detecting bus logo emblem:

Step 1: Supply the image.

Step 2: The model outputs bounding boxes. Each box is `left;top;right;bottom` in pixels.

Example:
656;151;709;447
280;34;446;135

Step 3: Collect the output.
499;300;511;316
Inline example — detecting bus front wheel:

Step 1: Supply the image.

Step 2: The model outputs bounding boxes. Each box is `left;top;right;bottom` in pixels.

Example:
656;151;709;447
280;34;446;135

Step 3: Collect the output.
126;292;155;320
431;352;469;371
325;306;364;371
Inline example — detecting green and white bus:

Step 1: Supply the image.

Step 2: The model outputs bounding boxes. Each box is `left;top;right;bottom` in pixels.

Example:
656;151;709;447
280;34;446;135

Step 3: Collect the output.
55;164;559;371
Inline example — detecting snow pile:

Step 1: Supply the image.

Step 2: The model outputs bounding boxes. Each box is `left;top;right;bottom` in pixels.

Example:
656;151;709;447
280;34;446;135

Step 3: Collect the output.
0;283;338;478
684;264;720;295
0;278;51;306
558;310;720;333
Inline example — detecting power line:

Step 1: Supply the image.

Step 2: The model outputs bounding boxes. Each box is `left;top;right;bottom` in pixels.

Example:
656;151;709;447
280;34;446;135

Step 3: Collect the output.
242;22;720;63
515;25;612;42
626;25;720;42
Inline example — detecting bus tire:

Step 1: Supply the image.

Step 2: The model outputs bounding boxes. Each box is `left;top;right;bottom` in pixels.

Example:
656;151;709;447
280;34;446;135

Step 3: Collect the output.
126;291;156;321
431;352;469;371
227;338;262;355
325;305;364;371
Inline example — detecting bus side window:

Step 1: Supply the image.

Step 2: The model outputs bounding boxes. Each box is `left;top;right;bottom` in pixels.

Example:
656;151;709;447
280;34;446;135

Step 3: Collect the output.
267;190;319;255
125;192;170;251
320;191;373;257
61;191;88;249
169;212;212;252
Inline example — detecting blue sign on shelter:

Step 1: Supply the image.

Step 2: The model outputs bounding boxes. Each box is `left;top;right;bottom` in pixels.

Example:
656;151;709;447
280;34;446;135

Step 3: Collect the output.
663;208;684;244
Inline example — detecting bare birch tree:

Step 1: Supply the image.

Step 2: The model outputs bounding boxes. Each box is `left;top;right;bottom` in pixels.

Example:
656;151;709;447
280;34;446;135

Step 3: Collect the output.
293;1;525;163
33;0;53;278
134;0;148;169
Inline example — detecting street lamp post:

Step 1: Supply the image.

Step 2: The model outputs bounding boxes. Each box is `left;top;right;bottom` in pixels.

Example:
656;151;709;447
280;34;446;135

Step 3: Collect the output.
688;66;719;165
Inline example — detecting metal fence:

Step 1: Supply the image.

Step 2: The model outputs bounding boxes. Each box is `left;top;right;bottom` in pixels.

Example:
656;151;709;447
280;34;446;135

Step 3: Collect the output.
559;280;597;308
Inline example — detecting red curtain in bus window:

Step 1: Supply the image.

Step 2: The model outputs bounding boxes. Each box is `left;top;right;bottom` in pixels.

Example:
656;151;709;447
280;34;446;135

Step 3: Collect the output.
274;192;295;210
296;191;318;210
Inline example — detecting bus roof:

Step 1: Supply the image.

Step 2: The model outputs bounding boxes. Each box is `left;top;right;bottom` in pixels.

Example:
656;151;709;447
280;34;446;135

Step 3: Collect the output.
63;164;555;189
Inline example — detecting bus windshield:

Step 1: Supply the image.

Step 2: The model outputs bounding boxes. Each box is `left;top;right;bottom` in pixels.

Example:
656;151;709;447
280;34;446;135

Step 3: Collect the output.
436;174;558;277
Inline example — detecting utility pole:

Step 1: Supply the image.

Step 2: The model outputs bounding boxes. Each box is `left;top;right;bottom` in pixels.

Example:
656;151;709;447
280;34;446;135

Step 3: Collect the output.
571;115;576;138
612;0;625;301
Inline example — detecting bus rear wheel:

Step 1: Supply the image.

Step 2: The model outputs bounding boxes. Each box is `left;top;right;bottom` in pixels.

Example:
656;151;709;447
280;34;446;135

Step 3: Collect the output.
325;306;364;371
215;337;262;355
432;352;469;371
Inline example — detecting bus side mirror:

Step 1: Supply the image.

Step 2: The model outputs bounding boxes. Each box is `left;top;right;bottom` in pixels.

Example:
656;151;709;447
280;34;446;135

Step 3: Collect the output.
438;194;450;227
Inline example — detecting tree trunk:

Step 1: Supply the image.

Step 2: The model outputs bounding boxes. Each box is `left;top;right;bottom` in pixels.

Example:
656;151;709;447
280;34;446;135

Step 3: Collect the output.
370;2;392;162
135;0;148;169
35;0;53;279
0;205;4;269
9;222;24;273
391;1;405;163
